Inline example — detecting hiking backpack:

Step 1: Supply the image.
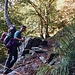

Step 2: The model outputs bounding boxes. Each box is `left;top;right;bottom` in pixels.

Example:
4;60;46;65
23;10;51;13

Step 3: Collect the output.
0;32;7;42
3;26;16;45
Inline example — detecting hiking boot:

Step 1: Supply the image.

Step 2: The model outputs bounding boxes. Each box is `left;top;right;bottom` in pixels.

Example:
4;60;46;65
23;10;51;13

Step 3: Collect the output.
3;67;12;74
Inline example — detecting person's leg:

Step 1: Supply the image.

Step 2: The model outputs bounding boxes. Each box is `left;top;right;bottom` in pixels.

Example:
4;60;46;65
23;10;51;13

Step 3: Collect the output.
9;47;18;68
3;54;12;74
9;53;18;68
5;54;12;68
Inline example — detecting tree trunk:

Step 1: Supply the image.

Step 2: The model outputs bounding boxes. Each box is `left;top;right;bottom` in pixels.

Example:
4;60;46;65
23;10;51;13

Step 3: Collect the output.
4;0;12;28
39;3;44;39
44;4;49;38
40;17;44;39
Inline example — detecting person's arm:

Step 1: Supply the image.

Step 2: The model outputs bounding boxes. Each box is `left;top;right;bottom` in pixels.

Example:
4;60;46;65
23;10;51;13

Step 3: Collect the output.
14;38;24;42
14;31;25;42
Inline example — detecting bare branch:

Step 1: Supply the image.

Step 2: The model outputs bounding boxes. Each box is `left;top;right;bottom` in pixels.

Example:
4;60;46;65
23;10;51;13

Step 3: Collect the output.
28;0;45;23
48;0;55;7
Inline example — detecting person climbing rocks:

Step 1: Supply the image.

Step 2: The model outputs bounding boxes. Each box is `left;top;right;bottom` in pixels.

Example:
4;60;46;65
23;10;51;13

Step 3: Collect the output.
3;25;26;75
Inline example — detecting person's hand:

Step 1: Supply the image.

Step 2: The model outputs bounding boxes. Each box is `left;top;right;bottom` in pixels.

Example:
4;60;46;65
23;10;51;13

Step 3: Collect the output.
21;37;25;42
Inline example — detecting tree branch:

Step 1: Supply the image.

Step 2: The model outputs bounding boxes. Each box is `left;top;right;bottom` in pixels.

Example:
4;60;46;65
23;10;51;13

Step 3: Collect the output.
49;0;55;7
28;0;45;23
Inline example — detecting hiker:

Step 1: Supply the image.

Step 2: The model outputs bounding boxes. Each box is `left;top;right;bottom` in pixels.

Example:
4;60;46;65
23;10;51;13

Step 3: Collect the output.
2;25;16;75
0;26;15;74
3;25;26;74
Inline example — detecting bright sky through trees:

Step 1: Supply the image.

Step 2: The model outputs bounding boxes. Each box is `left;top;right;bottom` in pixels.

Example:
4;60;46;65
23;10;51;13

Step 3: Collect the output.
56;0;65;10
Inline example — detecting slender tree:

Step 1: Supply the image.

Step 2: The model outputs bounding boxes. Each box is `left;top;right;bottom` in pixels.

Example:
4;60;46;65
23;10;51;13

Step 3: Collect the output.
27;0;56;38
4;0;12;27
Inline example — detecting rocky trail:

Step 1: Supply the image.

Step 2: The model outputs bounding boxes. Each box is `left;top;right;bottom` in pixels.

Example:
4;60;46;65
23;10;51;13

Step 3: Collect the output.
0;36;69;75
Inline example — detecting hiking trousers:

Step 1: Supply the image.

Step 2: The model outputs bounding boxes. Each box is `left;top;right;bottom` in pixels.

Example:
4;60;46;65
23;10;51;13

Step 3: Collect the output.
4;46;18;74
